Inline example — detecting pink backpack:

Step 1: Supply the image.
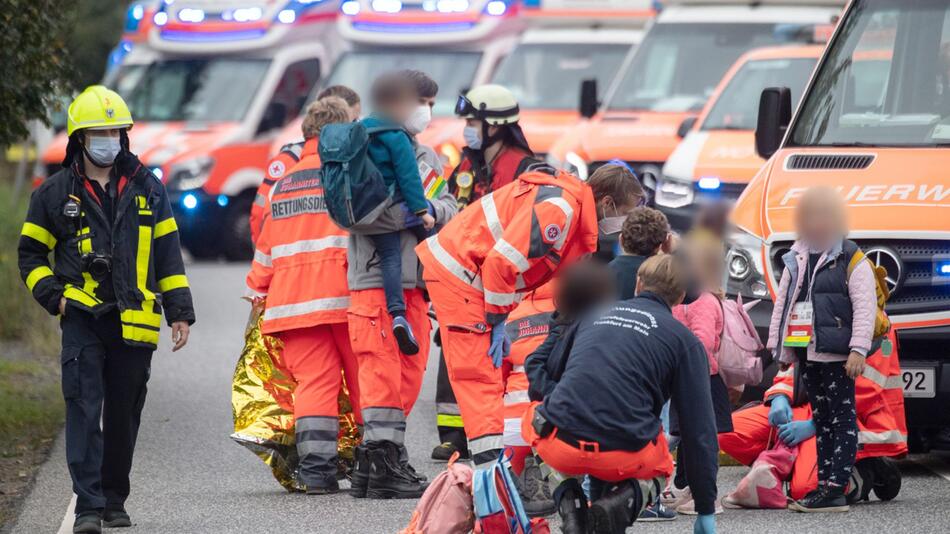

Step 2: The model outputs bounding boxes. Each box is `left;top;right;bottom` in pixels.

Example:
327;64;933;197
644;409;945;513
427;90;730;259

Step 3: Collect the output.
724;439;797;509
401;453;475;534
717;295;764;388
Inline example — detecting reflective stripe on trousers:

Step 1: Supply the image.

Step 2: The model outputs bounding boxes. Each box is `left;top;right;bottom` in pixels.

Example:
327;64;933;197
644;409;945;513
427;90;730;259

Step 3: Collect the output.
296;415;340;484
363;406;406;445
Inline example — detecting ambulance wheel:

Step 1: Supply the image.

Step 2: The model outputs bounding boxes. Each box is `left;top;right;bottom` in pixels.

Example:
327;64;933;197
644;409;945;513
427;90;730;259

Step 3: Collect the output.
223;193;254;262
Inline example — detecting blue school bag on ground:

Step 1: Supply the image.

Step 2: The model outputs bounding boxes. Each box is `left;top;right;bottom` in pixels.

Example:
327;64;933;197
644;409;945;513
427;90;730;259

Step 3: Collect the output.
318;122;399;229
473;451;549;534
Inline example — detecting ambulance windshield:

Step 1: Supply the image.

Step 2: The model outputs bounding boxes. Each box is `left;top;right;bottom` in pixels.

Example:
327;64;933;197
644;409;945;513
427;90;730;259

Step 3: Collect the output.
117;59;270;122
702;57;817;131
791;0;950;147
322;51;481;117
608;23;792;113
493;43;632;110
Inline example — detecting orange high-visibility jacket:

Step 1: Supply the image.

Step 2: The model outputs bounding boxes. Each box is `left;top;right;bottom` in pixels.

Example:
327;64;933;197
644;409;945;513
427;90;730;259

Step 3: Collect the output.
245;152;348;334
764;330;907;459
250;138;318;245
417;170;597;324
504;282;555;421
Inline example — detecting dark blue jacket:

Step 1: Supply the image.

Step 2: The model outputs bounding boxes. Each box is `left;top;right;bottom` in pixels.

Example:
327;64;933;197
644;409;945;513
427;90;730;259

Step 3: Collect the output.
539;292;719;515
607;254;647;300
361;114;428;214
525;315;574;402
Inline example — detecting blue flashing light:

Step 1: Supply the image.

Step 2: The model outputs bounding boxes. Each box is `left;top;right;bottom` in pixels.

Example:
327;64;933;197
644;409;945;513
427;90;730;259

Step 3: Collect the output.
938;262;950;276
352;20;475;33
698;176;721;191
216;195;230;208
150;167;164;181
131;5;144;20
182;193;199;210
341;0;360;15
153;11;169;26
372;0;402;13
160;28;268;42
178;8;205;23
486;0;506;16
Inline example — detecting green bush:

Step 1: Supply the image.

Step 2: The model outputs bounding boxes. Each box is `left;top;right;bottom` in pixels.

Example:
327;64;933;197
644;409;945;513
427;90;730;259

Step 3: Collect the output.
0;185;58;352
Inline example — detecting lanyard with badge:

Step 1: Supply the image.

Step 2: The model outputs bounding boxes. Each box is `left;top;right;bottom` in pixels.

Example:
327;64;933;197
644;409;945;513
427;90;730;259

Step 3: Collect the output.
784;258;817;348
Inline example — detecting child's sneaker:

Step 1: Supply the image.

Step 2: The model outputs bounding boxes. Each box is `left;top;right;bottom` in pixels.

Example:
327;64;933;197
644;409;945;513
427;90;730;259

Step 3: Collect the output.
660;482;691;508
637;501;677;522
392;316;420;355
788;485;849;513
675;497;723;515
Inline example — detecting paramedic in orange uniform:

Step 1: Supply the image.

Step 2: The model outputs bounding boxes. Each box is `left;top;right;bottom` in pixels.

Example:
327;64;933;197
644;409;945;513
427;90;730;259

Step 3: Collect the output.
347;70;459;500
433;84;542;461
719;333;906;504
250;86;362;244
417;101;644;467
244;97;357;495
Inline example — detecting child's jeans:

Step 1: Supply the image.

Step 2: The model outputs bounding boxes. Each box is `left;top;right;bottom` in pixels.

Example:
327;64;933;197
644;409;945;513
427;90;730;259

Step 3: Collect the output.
368;225;429;318
801;359;858;487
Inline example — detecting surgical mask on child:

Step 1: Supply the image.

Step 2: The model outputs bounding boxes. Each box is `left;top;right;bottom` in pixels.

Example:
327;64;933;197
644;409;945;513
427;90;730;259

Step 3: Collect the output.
85;136;121;167
404;105;432;135
463;126;483;150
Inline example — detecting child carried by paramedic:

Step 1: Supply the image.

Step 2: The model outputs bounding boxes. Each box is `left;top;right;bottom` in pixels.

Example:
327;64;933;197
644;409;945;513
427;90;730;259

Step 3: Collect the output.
320;71;437;355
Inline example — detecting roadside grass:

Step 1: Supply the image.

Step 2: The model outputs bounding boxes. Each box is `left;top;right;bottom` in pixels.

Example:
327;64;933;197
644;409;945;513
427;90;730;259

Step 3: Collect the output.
0;179;62;529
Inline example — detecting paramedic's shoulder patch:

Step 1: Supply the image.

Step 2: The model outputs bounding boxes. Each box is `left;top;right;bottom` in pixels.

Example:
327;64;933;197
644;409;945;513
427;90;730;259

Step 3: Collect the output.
543;223;562;244
268;159;286;179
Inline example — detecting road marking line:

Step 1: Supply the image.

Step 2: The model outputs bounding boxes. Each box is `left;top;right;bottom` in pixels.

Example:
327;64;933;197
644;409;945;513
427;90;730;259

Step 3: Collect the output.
910;455;950;483
57;494;76;534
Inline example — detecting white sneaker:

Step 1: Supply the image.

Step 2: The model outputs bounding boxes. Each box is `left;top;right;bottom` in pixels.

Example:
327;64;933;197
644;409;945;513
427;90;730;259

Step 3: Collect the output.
675;497;724;516
660;483;691;508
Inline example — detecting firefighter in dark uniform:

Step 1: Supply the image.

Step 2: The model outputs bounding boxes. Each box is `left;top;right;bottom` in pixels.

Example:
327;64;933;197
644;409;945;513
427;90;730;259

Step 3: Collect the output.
18;86;195;534
432;84;541;461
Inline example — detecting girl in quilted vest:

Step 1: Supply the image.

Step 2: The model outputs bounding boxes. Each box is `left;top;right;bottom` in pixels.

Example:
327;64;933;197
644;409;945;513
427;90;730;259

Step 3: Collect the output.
768;187;877;513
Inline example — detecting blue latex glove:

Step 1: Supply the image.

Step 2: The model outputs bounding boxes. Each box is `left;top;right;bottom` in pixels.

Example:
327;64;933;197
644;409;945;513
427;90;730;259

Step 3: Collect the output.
768;395;793;427
487;325;511;368
778;419;816;447
694;514;716;534
403;201;435;228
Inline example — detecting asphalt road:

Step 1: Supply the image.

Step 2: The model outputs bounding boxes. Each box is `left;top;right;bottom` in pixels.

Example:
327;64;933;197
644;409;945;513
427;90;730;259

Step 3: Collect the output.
9;263;950;534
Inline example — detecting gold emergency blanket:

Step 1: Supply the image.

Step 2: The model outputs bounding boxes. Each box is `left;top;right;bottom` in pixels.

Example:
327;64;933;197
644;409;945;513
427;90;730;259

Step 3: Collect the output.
230;302;361;491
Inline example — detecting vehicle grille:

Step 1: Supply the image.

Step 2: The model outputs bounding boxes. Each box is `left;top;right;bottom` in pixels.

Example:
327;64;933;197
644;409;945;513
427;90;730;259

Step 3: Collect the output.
770;240;950;315
786;154;874;170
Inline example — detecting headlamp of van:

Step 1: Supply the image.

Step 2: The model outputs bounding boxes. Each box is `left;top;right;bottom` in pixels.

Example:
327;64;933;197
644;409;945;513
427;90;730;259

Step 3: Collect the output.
565;151;589;181
725;230;771;300
655;173;693;209
169;156;214;192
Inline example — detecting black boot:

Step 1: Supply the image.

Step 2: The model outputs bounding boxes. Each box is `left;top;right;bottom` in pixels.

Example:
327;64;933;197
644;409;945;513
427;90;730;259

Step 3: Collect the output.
519;456;557;517
349;444;372;498
367;441;428;499
589;481;642;534
555;480;588;534
73;512;102;534
869;457;902;501
102;507;132;528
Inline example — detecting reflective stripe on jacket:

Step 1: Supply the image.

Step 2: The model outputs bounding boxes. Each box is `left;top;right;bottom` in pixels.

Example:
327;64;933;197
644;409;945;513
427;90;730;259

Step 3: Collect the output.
762;336;907;458
18;157;194;349
246;153;349;333
416;170;598;324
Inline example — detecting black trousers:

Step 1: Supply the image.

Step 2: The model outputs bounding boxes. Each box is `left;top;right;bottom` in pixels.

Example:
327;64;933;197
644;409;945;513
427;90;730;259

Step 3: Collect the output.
435;350;467;452
801;359;858;487
61;308;153;514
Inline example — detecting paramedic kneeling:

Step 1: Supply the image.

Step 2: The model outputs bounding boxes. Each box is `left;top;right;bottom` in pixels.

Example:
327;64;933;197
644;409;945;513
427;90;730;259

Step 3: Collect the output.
522;254;719;534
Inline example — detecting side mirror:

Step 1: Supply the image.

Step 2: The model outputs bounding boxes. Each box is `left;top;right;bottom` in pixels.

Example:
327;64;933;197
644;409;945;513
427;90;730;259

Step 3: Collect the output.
676;116;698;139
755;87;792;160
579;79;599;119
257;102;288;134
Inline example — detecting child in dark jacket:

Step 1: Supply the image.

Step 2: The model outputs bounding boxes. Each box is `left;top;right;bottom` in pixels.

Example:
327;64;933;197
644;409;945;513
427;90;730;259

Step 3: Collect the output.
608;207;672;300
769;187;876;513
361;72;436;354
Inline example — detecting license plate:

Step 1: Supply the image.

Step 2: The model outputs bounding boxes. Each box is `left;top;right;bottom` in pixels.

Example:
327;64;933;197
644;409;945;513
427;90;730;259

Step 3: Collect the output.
901;367;936;398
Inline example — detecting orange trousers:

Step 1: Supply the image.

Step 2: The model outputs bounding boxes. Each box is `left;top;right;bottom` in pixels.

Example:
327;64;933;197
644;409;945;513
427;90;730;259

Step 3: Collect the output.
348;288;429;445
277;323;361;485
718;403;818;500
522;403;674;483
425;279;504;464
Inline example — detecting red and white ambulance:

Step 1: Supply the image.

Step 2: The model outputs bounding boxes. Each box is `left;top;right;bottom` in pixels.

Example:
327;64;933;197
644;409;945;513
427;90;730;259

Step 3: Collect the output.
732;0;950;448
42;0;342;260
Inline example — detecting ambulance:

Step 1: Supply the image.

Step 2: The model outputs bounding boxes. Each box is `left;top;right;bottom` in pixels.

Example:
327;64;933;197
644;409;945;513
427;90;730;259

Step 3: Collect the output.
41;0;343;260
657;45;825;231
489;0;654;155
545;0;845;184
731;0;950;448
269;0;527;166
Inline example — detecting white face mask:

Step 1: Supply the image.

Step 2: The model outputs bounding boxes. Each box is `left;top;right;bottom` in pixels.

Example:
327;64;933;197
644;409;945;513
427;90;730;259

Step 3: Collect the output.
404;104;432;135
85;136;121;167
463;126;482;150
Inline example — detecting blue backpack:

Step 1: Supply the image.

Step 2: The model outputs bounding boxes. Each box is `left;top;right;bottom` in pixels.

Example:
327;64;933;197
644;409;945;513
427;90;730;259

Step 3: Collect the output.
473;451;536;534
318;122;399;229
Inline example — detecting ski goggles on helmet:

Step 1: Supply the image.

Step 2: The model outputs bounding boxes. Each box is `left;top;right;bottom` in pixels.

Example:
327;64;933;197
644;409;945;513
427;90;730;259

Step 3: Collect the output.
454;94;520;121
